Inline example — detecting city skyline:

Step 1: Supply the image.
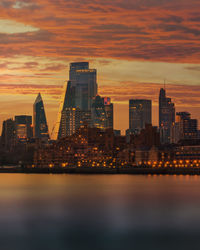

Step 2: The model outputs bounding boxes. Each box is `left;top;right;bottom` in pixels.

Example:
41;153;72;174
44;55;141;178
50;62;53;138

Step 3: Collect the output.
0;64;200;137
0;0;200;134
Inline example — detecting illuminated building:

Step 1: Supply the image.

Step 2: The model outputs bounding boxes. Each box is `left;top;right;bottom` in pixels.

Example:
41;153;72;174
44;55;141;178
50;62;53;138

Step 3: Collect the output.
15;115;32;141
159;88;175;144
129;99;152;134
34;126;116;168
60;107;81;137
33;93;49;140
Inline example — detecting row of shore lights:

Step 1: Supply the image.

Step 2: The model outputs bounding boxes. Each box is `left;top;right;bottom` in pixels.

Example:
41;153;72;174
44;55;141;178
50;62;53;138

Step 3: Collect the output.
138;160;200;168
32;159;200;168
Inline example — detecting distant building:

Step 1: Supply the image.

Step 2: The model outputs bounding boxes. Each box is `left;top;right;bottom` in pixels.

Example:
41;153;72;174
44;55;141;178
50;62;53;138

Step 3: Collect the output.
60;107;81;137
131;124;160;148
176;112;198;140
15;115;32;141
1;118;16;151
129;99;152;134
103;97;113;129
33;93;49;140
114;130;121;136
91;95;107;129
91;96;114;130
159;88;175;144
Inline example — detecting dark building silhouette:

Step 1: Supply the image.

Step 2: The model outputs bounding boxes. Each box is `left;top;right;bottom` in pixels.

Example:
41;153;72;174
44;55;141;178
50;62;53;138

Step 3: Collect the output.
176;112;198;140
129;99;152;134
33;93;49;140
130;124;160;148
159;88;175;144
1;118;16;151
15;115;32;141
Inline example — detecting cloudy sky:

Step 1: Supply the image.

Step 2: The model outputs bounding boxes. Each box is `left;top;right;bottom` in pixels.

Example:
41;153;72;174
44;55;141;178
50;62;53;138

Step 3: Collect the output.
0;0;200;135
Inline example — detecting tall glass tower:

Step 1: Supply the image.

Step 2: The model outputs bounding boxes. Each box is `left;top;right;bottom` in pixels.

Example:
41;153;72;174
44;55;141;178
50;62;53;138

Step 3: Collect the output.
33;93;49;140
159;88;175;144
69;62;97;111
58;62;97;139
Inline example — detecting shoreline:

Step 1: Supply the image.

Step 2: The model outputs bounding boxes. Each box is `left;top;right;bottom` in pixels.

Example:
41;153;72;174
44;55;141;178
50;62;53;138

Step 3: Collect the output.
1;166;200;175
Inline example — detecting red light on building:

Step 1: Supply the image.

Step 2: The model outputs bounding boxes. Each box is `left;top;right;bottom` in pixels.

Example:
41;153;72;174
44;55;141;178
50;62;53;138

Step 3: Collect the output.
104;97;111;106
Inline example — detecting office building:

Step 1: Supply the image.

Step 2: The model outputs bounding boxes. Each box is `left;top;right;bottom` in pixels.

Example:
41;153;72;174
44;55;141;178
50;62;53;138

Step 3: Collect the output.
129;99;152;134
91;95;107;129
103;97;113;129
59;107;81;137
176;112;198;140
159;88;175;144
58;62;97;139
33;93;49;140
69;62;97;111
1;118;16;151
91;96;114;130
15;115;32;141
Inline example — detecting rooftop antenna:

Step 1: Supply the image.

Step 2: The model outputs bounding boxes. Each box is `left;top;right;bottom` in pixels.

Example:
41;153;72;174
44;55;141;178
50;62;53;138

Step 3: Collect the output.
164;79;166;90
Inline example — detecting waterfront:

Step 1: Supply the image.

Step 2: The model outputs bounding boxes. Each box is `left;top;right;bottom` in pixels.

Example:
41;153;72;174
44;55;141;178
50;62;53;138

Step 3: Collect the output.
1;174;200;250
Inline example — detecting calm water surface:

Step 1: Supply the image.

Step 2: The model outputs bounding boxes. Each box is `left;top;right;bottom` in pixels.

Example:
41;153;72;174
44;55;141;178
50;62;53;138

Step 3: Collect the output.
0;174;200;250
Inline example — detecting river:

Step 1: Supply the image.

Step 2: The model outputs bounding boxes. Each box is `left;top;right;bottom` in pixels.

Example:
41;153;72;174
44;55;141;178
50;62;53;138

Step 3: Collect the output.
0;174;200;250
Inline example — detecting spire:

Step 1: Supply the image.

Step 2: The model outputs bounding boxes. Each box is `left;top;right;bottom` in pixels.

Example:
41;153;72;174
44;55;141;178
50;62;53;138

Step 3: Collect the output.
164;79;166;90
34;93;42;104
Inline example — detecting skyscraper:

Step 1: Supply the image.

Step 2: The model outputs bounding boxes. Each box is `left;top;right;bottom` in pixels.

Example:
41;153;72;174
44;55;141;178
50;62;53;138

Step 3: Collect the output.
33;93;49;140
103;97;113;129
129;99;152;134
58;62;97;139
69;62;97;111
91;95;107;129
159;88;175;144
91;96;114;130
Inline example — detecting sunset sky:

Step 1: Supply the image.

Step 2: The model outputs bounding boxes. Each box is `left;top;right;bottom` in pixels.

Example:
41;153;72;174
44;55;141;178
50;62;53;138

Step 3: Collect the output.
0;0;200;135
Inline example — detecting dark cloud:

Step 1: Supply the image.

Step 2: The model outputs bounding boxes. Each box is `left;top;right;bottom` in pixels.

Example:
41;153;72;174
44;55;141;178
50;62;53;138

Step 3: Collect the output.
157;15;184;23
153;23;200;36
0;0;199;63
0;0;14;8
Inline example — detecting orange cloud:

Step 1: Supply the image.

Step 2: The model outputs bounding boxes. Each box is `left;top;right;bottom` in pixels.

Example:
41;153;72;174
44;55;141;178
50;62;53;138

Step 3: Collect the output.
0;0;199;134
0;0;199;62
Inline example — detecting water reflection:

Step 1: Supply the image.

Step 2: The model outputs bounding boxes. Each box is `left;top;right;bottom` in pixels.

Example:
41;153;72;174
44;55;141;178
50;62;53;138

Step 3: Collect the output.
0;174;200;250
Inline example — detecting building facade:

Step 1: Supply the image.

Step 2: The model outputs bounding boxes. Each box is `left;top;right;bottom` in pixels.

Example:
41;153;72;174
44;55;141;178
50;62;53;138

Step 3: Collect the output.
15;115;32;141
176;112;198;141
129;99;152;134
60;107;81;137
1;118;16;151
159;88;175;144
103;97;113;129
